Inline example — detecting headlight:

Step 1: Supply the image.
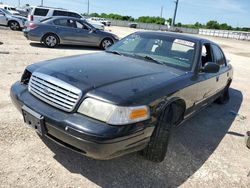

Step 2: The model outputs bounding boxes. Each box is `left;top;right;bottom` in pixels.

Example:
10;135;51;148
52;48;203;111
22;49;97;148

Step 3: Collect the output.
78;98;150;125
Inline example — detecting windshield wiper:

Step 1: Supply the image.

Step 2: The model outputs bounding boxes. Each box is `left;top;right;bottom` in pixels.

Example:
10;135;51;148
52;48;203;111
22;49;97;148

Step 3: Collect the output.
105;50;122;56
134;54;165;65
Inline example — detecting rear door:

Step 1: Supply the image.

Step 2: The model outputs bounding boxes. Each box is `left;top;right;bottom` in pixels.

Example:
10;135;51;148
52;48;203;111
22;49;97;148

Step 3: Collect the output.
53;18;77;43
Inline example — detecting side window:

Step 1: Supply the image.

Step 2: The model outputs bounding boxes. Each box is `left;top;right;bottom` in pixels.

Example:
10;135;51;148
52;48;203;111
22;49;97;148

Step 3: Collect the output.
54;19;68;27
212;45;226;66
75;21;89;30
53;10;68;16
54;19;76;28
66;19;76;28
34;8;49;16
69;12;82;18
201;44;213;67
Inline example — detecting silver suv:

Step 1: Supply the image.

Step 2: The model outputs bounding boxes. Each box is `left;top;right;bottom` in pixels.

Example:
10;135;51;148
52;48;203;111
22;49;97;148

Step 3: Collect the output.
0;8;26;30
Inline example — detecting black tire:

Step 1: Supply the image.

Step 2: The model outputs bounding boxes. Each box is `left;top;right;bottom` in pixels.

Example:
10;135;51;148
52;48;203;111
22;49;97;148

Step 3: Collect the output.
245;131;250;149
100;38;113;50
215;82;230;104
43;33;59;48
140;104;176;162
9;21;20;31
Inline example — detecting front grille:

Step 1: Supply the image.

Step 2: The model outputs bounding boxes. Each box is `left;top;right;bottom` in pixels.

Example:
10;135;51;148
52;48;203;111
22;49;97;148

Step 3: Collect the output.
28;72;82;112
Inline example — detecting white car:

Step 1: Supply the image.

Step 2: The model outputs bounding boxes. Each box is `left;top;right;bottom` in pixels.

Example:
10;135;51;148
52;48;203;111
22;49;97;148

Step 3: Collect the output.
0;8;26;30
88;17;111;26
85;18;105;30
0;4;20;15
28;6;104;30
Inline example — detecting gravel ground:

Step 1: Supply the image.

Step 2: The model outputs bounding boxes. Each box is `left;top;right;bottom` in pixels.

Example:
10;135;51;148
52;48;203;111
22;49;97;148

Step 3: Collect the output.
0;26;249;188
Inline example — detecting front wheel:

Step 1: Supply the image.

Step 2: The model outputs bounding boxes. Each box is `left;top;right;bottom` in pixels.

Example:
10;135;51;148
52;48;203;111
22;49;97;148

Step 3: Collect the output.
43;34;59;48
140;105;175;162
9;21;20;31
100;38;113;50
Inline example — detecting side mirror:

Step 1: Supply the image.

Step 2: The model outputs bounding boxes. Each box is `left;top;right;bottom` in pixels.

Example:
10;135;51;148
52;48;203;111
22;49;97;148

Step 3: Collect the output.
0;12;5;16
202;62;220;73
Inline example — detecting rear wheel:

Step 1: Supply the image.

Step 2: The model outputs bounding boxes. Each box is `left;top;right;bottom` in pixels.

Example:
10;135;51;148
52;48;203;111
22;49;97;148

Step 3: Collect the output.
100;38;113;50
140;104;176;162
9;21;20;31
43;34;59;48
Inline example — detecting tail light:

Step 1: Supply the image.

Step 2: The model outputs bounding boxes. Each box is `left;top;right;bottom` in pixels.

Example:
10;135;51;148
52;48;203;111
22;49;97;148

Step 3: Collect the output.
28;22;37;30
28;15;33;21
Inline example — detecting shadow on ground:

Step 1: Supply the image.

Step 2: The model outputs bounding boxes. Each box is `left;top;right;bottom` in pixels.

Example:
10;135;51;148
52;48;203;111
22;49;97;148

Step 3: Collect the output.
42;88;242;188
29;42;102;51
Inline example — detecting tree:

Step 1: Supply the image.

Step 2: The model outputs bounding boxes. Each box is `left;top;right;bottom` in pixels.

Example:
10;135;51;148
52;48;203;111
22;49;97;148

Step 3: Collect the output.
176;22;182;27
219;23;232;30
166;18;172;25
206;20;220;29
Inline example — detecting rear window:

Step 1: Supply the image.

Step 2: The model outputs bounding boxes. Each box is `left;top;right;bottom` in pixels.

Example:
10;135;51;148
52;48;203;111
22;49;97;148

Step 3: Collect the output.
34;8;49;16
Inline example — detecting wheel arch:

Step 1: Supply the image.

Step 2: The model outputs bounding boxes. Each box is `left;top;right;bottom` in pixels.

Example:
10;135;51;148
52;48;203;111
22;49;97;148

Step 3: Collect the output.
7;20;19;26
158;97;186;126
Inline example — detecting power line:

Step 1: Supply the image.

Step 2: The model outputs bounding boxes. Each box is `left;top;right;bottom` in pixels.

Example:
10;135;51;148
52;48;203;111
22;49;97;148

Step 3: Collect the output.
172;0;179;26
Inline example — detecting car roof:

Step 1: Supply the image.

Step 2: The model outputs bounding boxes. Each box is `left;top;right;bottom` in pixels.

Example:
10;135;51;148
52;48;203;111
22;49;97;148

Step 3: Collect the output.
135;31;214;44
31;6;77;13
50;16;82;20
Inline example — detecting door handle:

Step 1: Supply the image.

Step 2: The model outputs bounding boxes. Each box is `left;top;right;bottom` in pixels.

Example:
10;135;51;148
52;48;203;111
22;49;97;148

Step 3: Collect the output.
216;76;219;82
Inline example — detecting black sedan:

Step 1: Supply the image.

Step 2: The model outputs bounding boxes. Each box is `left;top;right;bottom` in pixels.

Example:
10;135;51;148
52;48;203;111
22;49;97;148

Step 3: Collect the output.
23;16;119;49
11;32;233;162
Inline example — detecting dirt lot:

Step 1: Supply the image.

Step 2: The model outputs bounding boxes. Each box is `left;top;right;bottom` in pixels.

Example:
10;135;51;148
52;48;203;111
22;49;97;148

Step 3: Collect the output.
0;26;250;188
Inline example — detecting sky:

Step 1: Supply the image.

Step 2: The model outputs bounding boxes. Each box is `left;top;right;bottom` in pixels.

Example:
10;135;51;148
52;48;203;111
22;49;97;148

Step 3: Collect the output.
2;0;250;27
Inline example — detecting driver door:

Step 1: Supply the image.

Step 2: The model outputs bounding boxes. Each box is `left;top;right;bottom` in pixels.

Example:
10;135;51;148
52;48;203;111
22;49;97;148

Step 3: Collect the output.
195;43;219;105
73;20;99;45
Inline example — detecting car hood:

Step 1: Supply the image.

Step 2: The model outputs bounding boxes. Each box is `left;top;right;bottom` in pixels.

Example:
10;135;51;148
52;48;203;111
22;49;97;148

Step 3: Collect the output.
29;52;185;99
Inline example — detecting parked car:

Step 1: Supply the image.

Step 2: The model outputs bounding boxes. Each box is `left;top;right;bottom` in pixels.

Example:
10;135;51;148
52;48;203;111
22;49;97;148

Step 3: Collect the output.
23;17;119;49
128;22;138;28
16;7;29;17
28;6;104;30
88;17;111;26
0;4;20;15
11;32;233;162
0;8;27;30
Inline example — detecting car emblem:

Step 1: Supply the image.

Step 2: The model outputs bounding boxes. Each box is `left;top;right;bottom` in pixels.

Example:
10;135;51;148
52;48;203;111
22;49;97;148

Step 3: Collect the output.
43;87;51;95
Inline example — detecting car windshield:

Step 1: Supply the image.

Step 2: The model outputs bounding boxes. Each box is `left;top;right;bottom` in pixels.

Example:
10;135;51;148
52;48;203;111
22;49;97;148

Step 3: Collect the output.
0;8;12;15
107;33;196;71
